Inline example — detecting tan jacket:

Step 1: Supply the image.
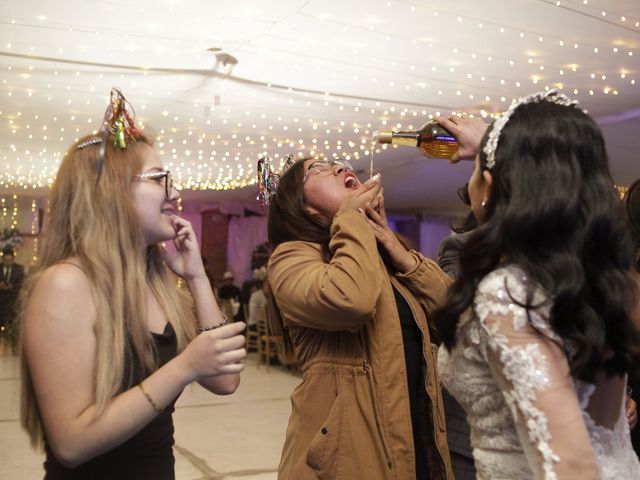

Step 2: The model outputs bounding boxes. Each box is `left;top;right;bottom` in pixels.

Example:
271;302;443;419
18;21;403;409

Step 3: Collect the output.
268;210;453;480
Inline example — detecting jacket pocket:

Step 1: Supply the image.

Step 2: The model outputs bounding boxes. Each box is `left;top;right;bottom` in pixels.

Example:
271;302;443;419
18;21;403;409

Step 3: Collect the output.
306;377;347;478
363;360;394;471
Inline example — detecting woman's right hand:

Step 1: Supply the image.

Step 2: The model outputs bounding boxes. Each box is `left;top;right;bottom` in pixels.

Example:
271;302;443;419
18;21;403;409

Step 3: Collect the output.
436;116;488;162
178;322;247;382
338;175;382;214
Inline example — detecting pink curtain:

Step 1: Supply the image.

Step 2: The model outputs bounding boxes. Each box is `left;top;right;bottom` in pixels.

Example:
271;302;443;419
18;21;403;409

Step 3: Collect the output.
225;214;454;284
227;216;268;285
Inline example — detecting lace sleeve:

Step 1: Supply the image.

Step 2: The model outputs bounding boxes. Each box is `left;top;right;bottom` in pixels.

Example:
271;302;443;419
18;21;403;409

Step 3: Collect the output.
475;267;599;480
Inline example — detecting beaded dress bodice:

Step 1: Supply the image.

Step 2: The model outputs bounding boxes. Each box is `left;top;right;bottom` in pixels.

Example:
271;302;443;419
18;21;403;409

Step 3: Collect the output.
438;265;640;479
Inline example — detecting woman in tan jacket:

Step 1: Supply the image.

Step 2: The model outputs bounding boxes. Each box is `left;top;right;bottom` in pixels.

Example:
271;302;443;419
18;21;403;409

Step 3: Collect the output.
266;158;453;480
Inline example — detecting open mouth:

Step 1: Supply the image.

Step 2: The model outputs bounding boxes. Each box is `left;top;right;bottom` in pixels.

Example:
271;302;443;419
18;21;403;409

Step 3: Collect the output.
344;173;359;189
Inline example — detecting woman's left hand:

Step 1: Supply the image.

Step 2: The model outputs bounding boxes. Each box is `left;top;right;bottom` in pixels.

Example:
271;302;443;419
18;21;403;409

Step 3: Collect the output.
627;396;638;430
364;194;418;274
161;215;206;281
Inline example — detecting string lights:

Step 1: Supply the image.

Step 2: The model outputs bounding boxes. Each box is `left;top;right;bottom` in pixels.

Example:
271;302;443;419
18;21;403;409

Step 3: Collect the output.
30;198;39;263
0;1;637;193
0;195;41;263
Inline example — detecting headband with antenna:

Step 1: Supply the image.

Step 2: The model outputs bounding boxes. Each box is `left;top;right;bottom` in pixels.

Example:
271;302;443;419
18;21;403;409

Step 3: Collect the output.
256;154;296;206
76;87;146;183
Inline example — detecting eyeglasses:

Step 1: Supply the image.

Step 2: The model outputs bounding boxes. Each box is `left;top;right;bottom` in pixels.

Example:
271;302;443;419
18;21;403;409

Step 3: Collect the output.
303;159;354;183
457;183;470;206
135;170;174;199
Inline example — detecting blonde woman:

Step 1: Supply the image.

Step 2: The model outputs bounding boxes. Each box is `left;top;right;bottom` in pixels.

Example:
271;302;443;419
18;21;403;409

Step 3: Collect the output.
19;89;246;479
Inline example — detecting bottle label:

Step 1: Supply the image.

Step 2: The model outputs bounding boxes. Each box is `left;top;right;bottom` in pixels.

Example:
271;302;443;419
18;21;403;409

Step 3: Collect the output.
392;136;419;147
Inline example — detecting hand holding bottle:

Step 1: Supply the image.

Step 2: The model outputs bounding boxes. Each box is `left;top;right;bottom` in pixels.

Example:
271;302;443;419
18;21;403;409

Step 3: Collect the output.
435;116;488;162
374;121;458;159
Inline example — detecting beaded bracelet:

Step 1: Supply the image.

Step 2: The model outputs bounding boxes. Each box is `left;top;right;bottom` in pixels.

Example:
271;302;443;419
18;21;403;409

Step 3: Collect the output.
138;382;163;414
196;316;229;334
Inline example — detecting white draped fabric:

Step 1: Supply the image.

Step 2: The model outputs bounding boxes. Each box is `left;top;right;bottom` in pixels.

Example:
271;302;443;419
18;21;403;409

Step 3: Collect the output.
226;215;268;285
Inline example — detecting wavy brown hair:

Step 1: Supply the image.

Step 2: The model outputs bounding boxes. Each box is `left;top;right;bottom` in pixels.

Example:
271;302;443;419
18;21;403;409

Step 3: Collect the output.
624;179;640;270
433;101;640;382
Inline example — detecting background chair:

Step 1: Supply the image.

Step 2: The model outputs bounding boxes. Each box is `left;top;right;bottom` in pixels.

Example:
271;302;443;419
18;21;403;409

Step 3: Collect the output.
245;305;259;353
255;307;279;372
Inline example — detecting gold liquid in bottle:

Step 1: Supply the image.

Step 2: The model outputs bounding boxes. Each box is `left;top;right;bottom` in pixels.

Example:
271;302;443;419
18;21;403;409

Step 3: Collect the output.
373;121;458;159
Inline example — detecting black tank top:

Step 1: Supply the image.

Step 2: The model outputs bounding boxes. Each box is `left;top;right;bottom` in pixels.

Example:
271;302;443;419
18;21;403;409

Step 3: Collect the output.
44;323;179;480
392;285;429;480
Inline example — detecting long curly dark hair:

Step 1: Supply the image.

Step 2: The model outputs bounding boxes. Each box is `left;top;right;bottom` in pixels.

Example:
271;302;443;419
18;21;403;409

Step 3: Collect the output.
433;100;640;382
624;179;640;270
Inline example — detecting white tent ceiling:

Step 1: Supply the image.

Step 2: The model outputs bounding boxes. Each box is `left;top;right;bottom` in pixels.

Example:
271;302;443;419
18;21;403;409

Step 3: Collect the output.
1;0;639;212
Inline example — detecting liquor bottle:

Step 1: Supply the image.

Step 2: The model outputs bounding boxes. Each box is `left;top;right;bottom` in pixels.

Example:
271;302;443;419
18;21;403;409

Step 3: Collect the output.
373;121;458;159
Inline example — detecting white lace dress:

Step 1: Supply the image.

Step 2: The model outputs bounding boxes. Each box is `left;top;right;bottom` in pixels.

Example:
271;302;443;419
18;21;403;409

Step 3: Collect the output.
438;265;640;479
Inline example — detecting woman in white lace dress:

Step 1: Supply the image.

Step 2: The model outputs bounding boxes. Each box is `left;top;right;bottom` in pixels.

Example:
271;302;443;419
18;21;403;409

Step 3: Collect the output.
433;90;640;479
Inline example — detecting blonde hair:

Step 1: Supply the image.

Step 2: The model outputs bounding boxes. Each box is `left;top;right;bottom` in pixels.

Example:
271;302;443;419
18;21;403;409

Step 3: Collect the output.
19;134;196;449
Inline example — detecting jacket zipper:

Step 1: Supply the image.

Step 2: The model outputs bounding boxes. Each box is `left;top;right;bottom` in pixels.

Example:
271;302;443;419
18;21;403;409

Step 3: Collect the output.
391;278;449;476
363;359;394;470
392;279;441;417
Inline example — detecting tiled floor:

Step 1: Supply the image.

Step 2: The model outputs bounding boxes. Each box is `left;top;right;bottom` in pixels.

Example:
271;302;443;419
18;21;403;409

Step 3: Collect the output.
0;339;300;479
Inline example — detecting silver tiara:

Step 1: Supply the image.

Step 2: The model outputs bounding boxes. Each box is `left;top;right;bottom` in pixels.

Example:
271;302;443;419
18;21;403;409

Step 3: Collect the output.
76;137;102;150
483;89;580;170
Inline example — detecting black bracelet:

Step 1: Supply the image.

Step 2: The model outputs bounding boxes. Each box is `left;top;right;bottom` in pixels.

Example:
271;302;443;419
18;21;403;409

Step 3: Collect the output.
196;316;229;333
